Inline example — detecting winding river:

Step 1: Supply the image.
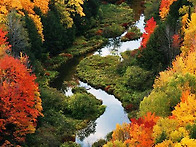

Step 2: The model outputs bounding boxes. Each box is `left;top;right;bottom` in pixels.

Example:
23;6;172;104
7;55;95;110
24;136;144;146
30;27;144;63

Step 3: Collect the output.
52;14;145;146
75;15;145;146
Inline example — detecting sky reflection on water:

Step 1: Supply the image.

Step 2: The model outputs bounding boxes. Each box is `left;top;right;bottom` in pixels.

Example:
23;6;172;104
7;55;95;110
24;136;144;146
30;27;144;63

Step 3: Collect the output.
75;82;130;147
75;15;145;146
94;15;145;57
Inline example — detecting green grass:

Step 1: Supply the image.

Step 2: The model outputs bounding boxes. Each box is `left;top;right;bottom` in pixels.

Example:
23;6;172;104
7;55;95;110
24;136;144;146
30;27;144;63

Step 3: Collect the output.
77;53;154;118
66;36;108;56
99;3;134;25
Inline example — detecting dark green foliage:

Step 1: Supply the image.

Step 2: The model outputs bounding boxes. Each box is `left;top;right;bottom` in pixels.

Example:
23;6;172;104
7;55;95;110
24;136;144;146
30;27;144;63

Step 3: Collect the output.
166;0;191;28
102;23;124;38
26;85;104;146
123;66;153;91
26;87;74;147
187;124;196;139
116;51;137;76
74;0;100;35
92;139;107;147
137;23;169;74
68;92;104;119
101;0;120;4
60;142;81;147
25;15;44;59
42;8;75;56
144;0;160;22
40;87;68;113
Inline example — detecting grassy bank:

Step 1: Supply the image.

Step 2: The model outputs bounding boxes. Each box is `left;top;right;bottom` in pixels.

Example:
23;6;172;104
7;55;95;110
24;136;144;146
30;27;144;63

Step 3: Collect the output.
43;3;138;71
77;52;155;118
26;86;105;147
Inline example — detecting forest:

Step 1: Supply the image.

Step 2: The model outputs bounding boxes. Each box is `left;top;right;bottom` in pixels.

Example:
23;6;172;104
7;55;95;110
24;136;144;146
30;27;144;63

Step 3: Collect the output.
0;0;196;147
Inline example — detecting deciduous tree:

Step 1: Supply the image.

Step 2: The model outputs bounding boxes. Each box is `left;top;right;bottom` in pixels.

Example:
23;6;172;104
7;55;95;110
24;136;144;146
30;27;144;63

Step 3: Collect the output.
0;55;43;145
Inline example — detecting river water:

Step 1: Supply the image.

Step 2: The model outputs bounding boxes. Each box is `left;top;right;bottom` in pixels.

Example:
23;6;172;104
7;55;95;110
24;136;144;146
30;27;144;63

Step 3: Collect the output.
74;14;145;146
51;10;145;146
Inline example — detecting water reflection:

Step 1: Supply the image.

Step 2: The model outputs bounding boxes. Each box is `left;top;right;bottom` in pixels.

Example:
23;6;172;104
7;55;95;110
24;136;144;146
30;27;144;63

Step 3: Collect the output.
77;121;96;141
94;14;145;57
75;82;130;146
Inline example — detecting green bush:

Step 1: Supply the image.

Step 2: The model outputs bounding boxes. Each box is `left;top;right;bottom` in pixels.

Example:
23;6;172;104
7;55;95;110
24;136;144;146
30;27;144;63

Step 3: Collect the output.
26;87;75;147
102;23;124;38
187;124;196;139
68;93;104;119
122;66;154;91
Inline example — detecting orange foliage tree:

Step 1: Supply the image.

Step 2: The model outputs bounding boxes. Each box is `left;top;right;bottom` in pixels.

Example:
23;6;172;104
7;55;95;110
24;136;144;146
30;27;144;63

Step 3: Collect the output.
159;0;178;20
106;113;159;147
140;17;157;49
0;54;43;145
124;112;159;147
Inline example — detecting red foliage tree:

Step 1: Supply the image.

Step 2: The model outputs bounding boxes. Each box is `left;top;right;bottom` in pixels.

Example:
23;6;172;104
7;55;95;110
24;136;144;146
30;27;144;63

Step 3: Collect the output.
0;55;43;145
124;112;159;147
140;17;157;49
172;34;181;48
0;28;10;56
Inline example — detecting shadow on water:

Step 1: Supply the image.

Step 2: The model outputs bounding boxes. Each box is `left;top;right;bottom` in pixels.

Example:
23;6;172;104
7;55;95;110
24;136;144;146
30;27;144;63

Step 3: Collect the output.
77;121;96;141
50;57;82;91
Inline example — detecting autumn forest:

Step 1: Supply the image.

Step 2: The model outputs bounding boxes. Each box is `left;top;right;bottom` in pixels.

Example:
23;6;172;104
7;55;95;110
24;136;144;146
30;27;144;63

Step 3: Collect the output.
0;0;196;147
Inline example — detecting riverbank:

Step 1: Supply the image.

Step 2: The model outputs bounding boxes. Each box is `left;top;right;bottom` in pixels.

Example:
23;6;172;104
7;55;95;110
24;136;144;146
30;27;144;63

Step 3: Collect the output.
43;2;138;74
26;2;139;147
77;51;155;118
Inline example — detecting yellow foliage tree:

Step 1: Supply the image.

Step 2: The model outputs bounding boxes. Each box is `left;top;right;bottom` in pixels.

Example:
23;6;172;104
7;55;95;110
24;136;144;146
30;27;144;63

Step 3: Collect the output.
0;0;49;41
55;0;85;28
112;123;130;142
181;13;196;54
174;137;196;147
172;91;196;126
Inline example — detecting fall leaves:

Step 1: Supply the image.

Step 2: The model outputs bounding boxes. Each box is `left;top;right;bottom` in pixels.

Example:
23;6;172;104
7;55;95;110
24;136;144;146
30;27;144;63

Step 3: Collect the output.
0;55;43;144
0;0;86;41
159;0;178;20
0;0;49;41
140;17;157;49
105;0;196;146
106;91;196;146
0;26;42;145
0;28;10;57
